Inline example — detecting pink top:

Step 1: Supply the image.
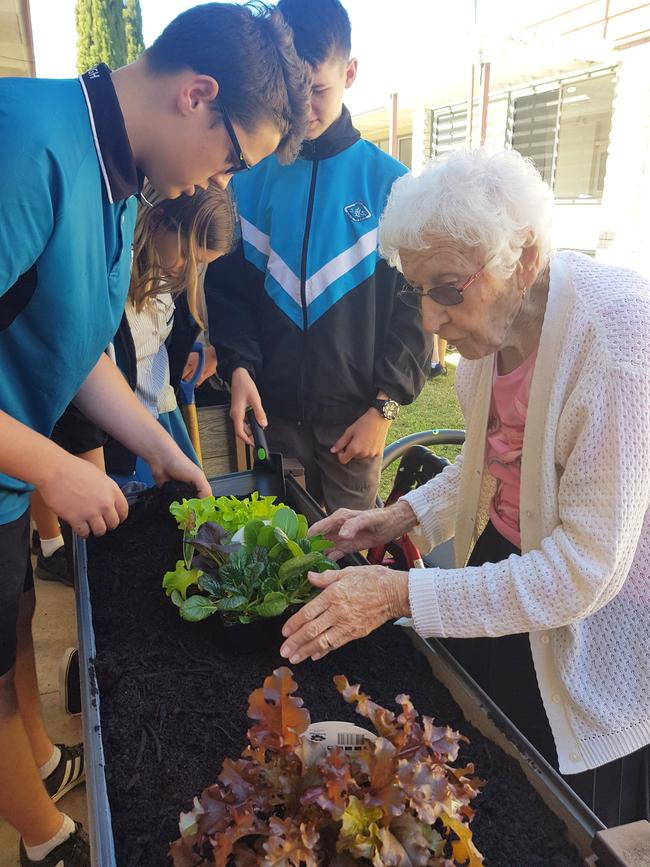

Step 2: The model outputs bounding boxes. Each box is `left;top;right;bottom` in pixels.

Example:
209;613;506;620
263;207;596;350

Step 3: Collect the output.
486;348;538;549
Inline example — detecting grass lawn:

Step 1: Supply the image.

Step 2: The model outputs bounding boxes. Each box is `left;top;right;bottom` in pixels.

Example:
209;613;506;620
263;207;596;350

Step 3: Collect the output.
379;359;464;501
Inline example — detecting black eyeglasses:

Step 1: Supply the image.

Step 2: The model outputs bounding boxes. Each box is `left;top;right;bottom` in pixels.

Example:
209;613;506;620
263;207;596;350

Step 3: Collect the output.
219;102;250;174
398;260;492;309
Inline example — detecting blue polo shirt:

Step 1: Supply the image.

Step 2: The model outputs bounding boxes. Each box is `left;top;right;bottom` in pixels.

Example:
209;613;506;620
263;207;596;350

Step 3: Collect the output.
0;64;138;523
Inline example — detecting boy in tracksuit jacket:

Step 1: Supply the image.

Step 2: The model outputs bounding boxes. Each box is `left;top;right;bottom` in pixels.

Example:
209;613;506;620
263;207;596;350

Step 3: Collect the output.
206;0;432;513
0;6;310;865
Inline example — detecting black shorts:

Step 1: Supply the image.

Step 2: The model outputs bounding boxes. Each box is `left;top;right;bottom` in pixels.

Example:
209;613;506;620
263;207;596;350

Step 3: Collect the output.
52;403;108;456
0;508;34;676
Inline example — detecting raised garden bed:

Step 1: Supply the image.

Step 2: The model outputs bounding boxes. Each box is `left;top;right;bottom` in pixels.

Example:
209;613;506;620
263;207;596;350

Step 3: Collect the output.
77;479;610;866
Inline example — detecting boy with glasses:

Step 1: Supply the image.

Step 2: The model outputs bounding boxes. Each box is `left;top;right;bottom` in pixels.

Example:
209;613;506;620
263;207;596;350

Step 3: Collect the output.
206;0;431;514
0;5;310;865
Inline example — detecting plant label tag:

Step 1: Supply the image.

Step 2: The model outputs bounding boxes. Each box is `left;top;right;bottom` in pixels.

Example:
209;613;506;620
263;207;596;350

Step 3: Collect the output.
303;720;375;760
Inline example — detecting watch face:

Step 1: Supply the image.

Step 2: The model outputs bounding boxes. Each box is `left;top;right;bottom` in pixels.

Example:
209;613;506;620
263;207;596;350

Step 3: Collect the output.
383;399;400;420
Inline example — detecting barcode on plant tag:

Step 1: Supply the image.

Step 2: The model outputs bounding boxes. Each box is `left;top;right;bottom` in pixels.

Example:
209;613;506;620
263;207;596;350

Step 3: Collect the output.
337;733;366;748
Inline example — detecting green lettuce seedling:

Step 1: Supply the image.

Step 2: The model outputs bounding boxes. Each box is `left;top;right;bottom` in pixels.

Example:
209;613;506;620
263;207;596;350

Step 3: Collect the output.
165;498;338;625
210;492;283;533
162;562;203;605
170;493;285;568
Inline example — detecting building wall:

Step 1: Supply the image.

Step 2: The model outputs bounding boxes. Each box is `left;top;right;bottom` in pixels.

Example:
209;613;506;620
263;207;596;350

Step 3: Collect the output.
554;202;604;254
354;2;650;275
0;0;35;77
551;42;650;273
597;42;650;274
411;104;431;175
370;61;650;275
524;0;650;50
521;2;650;272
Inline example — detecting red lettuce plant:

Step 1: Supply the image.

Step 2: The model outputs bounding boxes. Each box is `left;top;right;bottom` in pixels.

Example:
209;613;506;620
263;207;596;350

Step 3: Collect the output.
170;668;484;866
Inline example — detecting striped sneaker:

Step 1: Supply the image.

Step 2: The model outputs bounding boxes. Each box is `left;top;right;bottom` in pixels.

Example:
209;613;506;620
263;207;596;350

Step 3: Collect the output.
43;743;85;803
19;822;89;867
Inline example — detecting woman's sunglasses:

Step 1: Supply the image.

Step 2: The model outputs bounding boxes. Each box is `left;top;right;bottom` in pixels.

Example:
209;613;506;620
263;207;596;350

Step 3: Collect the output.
398;260;491;308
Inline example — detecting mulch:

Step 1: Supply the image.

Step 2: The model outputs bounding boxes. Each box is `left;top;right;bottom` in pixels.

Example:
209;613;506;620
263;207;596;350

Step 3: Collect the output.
86;483;583;867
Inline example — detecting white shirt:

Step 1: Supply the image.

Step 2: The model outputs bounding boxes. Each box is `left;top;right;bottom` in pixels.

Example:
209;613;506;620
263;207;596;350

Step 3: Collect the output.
403;252;650;774
124;293;177;418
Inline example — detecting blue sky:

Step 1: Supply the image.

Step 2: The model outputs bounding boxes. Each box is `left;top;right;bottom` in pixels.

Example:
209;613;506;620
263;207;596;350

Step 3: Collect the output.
29;1;530;113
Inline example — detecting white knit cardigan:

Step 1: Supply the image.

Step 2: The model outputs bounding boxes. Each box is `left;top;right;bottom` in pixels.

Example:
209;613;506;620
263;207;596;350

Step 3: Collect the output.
403;251;650;774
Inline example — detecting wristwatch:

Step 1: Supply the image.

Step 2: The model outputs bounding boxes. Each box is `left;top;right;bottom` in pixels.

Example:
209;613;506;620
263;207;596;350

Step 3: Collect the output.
370;398;400;420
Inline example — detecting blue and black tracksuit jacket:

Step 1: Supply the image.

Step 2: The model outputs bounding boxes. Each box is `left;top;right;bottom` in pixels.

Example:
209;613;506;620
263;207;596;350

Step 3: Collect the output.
205;107;431;426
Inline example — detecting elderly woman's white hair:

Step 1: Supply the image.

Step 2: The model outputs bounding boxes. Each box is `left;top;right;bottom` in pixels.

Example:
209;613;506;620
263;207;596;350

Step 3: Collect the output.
379;148;555;279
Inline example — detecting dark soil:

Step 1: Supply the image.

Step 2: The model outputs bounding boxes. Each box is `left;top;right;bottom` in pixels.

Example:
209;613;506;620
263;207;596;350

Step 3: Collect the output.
86;484;583;867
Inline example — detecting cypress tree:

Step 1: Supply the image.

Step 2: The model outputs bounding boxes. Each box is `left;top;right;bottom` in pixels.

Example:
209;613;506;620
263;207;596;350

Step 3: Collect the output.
76;0;128;74
123;0;145;63
75;0;93;72
107;0;127;68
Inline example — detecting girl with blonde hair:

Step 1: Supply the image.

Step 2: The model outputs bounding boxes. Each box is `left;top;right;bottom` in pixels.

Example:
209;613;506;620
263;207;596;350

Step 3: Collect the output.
106;183;235;485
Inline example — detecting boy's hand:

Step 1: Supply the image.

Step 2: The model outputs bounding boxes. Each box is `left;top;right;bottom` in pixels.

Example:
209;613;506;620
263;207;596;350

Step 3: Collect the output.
38;453;128;538
72;354;210;498
147;446;212;498
330;408;390;465
230;367;267;446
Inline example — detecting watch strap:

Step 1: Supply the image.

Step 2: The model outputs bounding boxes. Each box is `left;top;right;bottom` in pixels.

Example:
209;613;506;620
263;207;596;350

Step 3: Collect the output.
370;398;399;419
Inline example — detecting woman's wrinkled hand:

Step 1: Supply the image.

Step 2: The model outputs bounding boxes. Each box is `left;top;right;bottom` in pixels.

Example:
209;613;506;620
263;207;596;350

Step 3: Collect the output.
279;565;410;664
308;500;418;560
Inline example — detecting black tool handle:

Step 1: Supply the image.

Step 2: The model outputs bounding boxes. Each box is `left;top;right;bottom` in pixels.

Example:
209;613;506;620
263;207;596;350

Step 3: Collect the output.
245;407;272;465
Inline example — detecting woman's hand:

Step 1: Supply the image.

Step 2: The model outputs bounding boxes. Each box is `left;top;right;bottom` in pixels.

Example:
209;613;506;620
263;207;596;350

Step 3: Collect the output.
308;500;419;560
280;565;410;663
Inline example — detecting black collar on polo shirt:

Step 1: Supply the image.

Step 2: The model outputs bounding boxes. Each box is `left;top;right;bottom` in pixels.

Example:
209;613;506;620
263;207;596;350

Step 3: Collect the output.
78;63;143;204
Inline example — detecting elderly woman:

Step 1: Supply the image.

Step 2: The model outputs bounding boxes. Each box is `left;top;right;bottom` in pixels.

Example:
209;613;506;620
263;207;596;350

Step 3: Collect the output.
280;148;650;826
